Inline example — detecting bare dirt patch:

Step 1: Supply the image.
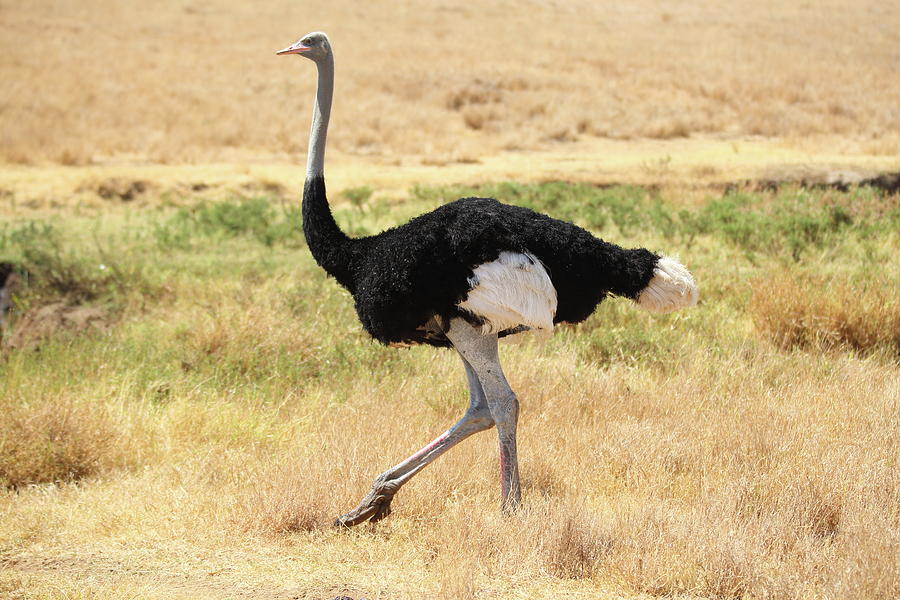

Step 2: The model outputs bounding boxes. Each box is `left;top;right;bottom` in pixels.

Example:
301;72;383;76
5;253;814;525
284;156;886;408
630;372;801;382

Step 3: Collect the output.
76;177;156;202
753;167;900;194
4;302;110;350
1;553;311;600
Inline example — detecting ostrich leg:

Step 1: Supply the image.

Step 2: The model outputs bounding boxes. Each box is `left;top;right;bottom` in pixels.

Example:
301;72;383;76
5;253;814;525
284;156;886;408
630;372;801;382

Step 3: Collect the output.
335;353;495;527
445;318;521;512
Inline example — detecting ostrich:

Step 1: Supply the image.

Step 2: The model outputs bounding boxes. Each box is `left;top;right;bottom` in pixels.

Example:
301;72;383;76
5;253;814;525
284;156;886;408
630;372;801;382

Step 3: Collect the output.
277;32;698;527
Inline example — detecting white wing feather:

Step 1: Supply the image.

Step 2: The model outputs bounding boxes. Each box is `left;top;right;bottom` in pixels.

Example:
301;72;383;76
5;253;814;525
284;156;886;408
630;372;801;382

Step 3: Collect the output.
457;251;557;334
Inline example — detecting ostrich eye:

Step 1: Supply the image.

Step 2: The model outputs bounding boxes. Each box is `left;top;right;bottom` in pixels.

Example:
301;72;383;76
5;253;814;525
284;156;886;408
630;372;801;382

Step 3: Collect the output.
303;38;313;46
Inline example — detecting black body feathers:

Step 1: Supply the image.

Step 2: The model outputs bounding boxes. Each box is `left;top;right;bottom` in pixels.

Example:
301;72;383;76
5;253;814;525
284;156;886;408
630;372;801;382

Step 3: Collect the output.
303;176;659;347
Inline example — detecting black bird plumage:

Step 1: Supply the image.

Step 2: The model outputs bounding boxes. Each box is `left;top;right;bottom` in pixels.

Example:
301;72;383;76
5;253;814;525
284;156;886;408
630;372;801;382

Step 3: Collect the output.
303;175;660;347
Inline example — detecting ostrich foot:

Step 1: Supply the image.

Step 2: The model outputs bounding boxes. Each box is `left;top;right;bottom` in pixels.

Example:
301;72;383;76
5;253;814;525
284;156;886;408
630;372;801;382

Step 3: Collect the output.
501;493;522;516
334;476;399;527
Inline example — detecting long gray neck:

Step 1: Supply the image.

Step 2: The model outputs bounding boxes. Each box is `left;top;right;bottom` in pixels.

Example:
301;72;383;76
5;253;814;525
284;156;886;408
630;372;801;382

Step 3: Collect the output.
307;54;334;177
301;50;357;292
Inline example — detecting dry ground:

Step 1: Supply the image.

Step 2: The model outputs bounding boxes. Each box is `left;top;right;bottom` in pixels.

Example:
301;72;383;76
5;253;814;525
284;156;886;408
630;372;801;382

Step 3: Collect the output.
1;0;899;166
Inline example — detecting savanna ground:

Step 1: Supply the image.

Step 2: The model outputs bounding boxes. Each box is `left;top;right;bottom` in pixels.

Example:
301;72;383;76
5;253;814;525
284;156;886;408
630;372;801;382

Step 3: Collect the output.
1;1;899;599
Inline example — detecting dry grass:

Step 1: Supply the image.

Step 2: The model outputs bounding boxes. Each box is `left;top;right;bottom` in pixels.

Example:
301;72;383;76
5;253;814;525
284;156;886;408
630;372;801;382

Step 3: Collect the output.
751;270;900;354
2;360;897;599
0;395;130;488
1;187;897;598
2;0;900;166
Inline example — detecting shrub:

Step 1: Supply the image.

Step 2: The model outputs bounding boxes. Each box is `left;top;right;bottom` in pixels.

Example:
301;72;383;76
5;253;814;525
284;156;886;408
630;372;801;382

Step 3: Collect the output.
681;187;893;259
0;221;149;306
750;271;900;354
0;397;128;488
154;197;303;249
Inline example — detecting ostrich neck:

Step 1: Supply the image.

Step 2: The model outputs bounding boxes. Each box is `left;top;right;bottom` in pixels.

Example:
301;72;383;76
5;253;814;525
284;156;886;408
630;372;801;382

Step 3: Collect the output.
302;53;357;291
307;54;333;177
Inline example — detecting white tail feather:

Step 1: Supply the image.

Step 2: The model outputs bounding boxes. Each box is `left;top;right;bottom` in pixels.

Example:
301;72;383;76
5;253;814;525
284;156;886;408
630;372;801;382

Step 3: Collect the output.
636;256;698;313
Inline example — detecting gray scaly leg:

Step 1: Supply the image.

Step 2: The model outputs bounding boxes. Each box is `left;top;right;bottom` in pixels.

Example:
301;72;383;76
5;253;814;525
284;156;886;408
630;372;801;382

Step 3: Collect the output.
335;352;495;526
445;318;521;513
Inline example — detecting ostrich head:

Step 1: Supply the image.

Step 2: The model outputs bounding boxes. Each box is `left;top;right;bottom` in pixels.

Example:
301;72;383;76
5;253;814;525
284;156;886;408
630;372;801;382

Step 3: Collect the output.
276;31;331;61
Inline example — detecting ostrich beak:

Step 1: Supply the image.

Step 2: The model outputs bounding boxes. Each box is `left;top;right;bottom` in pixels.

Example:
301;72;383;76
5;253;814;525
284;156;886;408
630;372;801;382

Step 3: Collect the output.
276;42;311;56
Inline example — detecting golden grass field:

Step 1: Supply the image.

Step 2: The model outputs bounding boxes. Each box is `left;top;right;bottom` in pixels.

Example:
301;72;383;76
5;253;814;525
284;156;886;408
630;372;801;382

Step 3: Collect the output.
2;0;900;168
1;1;899;599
